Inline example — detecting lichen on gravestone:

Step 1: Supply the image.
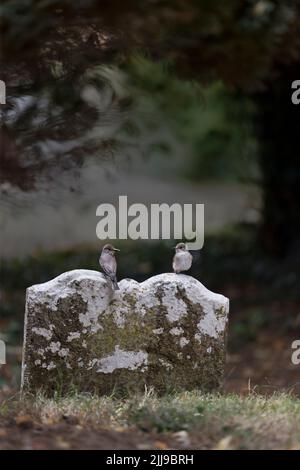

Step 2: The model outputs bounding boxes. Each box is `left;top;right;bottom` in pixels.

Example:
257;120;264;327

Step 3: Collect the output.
21;270;229;396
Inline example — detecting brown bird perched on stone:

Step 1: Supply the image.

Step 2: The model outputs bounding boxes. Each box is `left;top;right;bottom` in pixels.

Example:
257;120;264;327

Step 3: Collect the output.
172;242;193;274
99;244;120;290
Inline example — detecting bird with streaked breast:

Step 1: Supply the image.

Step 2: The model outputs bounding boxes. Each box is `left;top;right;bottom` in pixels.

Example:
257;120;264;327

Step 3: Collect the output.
99;243;120;290
172;242;193;274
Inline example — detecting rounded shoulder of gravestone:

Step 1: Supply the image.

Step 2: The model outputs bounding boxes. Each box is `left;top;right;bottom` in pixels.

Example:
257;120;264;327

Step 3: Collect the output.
25;269;229;340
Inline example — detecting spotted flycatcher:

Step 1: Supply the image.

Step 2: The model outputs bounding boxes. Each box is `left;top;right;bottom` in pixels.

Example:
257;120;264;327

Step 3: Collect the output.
172;242;193;274
99;244;120;290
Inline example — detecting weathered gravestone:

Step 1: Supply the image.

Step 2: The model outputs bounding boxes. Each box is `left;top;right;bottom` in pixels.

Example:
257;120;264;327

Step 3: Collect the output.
21;270;229;395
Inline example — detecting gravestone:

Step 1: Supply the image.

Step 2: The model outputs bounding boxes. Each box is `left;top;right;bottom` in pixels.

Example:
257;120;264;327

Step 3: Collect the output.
21;270;229;395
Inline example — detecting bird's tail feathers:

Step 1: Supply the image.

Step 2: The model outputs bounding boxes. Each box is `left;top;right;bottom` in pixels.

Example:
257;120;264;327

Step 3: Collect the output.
104;273;119;290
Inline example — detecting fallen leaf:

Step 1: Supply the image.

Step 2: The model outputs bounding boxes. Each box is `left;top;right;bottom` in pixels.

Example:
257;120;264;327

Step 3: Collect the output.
214;435;233;450
0;428;7;437
42;416;58;426
114;426;126;433
155;440;169;450
15;415;33;429
55;436;71;449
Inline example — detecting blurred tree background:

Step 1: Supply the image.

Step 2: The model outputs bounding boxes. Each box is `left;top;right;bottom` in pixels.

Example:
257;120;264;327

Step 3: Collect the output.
0;0;300;392
1;0;299;251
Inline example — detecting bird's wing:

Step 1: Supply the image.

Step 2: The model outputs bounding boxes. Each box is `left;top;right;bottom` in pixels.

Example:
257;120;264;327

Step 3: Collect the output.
99;255;117;278
101;264;116;279
172;253;180;270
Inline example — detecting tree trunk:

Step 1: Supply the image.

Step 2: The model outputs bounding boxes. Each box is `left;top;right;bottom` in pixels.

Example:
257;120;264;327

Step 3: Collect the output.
254;66;300;256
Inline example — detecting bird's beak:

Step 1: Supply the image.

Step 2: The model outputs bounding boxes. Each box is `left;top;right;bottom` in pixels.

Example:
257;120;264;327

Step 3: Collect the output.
113;248;120;251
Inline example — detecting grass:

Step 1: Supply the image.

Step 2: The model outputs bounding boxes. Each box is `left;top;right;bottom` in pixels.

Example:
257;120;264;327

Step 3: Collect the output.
1;390;299;449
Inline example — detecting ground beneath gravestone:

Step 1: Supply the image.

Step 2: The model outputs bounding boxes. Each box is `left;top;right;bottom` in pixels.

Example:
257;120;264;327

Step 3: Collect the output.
0;391;299;450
